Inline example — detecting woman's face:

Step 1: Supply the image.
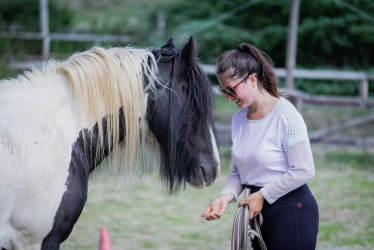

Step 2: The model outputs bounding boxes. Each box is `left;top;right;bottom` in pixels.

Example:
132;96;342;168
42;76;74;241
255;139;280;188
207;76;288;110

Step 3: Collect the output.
217;72;258;108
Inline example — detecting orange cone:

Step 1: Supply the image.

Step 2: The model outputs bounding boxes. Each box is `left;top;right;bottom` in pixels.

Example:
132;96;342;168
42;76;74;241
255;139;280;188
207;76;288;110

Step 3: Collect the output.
99;227;112;250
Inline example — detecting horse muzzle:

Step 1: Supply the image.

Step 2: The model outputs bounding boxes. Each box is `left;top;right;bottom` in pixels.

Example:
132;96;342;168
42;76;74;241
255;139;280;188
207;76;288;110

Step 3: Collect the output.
187;161;220;189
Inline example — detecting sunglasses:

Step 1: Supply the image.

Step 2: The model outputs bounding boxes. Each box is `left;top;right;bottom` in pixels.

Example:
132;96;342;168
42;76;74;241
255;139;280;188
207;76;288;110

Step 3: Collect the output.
218;74;249;97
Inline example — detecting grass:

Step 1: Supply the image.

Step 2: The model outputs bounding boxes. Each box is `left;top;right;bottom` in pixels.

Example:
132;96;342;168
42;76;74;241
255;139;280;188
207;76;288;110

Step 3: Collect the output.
61;170;236;250
301;105;374;137
60;144;374;250
310;146;374;249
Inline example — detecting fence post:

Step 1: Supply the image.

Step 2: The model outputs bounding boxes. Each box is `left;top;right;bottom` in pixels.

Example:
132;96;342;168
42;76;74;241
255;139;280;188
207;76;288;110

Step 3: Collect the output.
40;0;50;59
285;0;300;91
156;10;166;39
359;79;368;99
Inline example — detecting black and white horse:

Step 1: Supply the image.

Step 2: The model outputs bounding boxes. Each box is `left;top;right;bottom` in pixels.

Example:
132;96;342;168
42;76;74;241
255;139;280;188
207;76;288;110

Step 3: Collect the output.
0;37;220;250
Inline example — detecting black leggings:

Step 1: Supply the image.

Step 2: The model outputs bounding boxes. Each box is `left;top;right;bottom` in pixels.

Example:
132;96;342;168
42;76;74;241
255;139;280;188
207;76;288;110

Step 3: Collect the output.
247;184;319;250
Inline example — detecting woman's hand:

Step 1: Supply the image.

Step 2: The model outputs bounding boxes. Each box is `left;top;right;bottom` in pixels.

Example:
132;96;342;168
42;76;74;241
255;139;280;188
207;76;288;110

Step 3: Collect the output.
238;191;264;219
201;194;233;221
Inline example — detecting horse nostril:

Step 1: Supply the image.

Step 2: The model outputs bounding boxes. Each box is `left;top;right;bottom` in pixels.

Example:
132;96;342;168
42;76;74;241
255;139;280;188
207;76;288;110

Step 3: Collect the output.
200;166;207;180
200;166;216;186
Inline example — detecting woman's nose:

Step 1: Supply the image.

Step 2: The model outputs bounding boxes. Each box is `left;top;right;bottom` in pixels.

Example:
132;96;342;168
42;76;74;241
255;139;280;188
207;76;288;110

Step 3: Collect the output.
226;95;235;101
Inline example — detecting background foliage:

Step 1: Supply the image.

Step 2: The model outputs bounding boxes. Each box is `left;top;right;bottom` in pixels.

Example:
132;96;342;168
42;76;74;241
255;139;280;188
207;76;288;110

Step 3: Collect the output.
0;0;374;95
0;0;73;32
155;0;374;70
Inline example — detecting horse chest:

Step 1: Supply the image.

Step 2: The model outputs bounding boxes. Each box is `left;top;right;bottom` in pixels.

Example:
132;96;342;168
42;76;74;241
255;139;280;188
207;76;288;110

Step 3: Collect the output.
0;112;91;249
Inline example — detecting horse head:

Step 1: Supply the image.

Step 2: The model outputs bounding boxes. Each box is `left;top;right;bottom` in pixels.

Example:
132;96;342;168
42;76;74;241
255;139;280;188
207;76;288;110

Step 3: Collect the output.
146;37;220;193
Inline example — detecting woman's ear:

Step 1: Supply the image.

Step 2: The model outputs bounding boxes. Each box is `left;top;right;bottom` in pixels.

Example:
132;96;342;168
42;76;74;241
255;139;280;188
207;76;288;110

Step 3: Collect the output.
249;75;257;88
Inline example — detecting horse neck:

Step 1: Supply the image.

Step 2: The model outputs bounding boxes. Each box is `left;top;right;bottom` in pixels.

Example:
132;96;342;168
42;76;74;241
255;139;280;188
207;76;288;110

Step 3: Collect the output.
78;109;126;173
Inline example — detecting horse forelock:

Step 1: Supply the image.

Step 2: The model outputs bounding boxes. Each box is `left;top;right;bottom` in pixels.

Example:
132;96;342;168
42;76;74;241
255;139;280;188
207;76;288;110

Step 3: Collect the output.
57;46;161;172
163;53;216;193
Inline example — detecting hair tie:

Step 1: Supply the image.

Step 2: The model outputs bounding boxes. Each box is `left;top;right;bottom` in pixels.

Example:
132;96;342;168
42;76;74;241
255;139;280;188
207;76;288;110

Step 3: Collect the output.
237;44;251;53
236;45;244;52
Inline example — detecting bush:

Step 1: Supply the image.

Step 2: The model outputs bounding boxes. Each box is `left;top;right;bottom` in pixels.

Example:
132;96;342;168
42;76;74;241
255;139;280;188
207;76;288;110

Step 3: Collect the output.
295;79;359;96
0;0;74;32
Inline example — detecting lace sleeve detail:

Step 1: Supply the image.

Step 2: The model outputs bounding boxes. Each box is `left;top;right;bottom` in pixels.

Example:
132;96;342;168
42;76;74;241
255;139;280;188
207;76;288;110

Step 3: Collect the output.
275;99;309;152
260;141;315;204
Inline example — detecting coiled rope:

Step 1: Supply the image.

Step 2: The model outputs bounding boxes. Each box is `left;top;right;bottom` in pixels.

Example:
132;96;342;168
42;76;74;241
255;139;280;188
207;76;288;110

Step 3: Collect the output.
231;188;267;250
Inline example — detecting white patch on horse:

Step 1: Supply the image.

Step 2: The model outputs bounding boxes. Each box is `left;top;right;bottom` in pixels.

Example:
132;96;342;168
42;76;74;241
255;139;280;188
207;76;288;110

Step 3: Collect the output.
210;126;221;175
0;73;84;249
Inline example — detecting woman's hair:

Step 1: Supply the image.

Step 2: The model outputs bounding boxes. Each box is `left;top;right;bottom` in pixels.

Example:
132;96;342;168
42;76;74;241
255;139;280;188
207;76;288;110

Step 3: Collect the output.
216;43;280;97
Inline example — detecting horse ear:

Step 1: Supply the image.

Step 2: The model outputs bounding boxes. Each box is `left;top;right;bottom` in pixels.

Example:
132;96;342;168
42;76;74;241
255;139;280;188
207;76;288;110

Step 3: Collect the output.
161;38;176;49
179;36;197;66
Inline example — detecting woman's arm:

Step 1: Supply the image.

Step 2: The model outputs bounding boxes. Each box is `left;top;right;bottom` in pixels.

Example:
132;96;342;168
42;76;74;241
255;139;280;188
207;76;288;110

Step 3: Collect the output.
201;160;242;221
261;140;315;204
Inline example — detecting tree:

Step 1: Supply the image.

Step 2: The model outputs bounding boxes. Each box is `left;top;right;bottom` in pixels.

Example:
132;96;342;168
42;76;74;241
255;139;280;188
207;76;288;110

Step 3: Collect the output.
0;0;74;32
151;0;374;70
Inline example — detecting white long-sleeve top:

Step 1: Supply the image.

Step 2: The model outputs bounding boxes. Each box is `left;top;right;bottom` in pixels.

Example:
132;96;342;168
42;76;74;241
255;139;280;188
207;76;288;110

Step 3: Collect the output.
220;97;315;204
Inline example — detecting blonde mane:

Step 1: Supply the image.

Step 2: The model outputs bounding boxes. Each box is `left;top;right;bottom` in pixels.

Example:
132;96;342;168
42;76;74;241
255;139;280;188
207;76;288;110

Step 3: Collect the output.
58;46;161;172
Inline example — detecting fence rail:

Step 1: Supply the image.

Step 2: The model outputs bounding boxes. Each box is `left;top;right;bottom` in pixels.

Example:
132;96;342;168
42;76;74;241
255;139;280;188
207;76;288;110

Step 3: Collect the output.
6;60;374;108
0;31;134;43
201;65;374;80
202;65;373;100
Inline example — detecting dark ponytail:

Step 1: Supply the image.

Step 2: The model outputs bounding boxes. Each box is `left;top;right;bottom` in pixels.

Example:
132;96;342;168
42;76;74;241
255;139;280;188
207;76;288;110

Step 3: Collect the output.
216;43;280;97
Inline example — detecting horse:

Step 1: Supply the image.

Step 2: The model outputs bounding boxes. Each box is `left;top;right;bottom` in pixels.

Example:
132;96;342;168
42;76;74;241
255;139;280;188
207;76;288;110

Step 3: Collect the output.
0;36;220;250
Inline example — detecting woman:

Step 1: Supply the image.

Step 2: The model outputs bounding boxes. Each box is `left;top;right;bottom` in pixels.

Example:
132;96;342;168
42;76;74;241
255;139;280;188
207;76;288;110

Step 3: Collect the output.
202;43;319;249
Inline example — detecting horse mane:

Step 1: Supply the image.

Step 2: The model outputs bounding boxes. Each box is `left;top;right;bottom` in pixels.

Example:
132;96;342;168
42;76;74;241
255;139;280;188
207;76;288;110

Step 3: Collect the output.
57;46;161;172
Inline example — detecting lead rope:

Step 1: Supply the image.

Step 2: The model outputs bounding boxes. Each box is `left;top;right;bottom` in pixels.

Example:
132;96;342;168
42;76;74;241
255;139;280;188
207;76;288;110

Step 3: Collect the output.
231;188;267;250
